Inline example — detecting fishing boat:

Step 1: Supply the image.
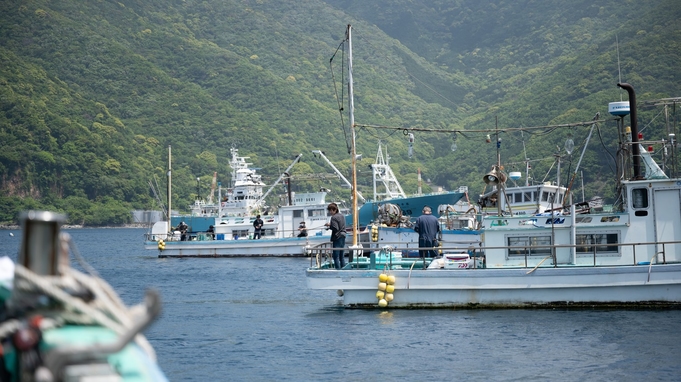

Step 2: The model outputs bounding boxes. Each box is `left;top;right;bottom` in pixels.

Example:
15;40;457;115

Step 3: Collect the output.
305;25;681;308
0;211;167;380
145;148;333;257
146;190;332;257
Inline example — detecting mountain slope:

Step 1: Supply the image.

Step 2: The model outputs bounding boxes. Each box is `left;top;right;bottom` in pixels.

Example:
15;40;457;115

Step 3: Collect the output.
0;0;679;224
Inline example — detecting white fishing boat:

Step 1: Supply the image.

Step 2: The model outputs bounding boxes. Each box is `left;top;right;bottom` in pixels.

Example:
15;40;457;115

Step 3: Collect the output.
1;211;167;380
146;191;332;257
145;148;334;257
305;25;681;308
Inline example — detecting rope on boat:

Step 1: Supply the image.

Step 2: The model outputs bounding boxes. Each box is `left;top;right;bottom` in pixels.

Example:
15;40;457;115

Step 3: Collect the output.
11;264;157;361
526;255;552;274
407;261;417;289
647;252;662;283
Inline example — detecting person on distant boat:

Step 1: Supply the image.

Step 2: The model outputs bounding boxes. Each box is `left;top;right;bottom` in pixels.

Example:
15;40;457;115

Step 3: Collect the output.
253;215;264;239
178;221;189;241
297;221;308;237
414;206;440;259
324;203;346;269
207;225;215;240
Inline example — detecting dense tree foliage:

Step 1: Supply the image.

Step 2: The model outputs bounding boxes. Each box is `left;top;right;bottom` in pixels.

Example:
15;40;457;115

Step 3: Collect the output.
0;0;679;225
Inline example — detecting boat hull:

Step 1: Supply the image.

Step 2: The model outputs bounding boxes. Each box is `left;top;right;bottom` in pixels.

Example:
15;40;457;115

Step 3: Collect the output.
306;263;681;308
147;236;330;257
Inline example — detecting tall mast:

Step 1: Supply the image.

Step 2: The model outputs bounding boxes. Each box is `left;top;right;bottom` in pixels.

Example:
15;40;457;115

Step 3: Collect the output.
167;145;172;227
347;24;359;245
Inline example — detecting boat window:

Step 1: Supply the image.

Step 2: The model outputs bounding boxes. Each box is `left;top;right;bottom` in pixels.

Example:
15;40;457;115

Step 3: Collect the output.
308;209;326;217
507;235;552;257
532;191;538;202
523;191;533;202
599;216;620;223
232;229;249;239
631;188;648;209
293;210;304;218
576;233;619;254
541;192;549;202
514;193;522;203
575;216;593;223
448;219;472;229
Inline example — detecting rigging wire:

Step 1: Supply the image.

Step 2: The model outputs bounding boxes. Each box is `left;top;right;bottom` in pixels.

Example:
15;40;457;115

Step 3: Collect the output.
329;39;351;154
596;122;617;174
638;107;666;134
355;118;608;135
358;125;400;141
541;157;557;184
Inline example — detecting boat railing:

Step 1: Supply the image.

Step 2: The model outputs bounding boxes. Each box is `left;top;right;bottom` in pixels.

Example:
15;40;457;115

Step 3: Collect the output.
144;228;329;242
307;239;681;269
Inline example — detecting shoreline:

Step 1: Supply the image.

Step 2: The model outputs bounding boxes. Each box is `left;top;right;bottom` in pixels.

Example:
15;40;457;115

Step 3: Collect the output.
0;223;152;230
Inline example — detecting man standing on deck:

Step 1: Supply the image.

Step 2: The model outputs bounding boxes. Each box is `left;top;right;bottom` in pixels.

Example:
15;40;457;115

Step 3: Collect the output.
253;215;264;239
414;206;440;259
324;203;346;269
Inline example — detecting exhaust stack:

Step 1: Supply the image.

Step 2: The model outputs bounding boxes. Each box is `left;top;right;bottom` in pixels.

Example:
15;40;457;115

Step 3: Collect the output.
617;83;643;179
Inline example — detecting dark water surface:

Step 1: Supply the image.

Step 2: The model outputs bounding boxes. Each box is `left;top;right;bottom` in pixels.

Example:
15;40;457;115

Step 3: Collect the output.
2;228;680;381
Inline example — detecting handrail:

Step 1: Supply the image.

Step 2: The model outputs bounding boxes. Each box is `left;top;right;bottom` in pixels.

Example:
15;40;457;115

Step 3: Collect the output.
145;228;329;241
306;239;681;268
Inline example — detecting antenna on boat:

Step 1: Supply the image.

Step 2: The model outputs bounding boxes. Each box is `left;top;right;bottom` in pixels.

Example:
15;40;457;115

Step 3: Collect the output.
616;34;623;101
521;130;530;186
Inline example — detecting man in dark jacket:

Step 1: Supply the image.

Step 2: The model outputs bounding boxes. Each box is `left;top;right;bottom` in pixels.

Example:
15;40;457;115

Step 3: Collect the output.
324;203;346;269
414;206;440;259
253;215;264;239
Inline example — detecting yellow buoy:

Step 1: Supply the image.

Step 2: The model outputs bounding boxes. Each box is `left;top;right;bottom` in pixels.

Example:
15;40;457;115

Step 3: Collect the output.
387;275;396;285
379;273;388;282
378;282;387;291
378;299;388;307
386;284;395;293
376;290;385;299
385;293;394;302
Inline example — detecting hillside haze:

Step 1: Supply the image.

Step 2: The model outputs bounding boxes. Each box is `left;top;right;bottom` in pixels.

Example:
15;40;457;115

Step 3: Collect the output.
0;0;679;224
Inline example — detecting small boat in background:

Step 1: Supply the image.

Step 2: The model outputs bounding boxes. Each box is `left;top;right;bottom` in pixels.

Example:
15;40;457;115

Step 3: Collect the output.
145;148;334;257
146;191;332;257
1;211;167;380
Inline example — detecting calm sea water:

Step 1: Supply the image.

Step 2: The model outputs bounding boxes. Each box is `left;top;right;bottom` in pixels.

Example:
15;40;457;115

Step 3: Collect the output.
2;228;681;381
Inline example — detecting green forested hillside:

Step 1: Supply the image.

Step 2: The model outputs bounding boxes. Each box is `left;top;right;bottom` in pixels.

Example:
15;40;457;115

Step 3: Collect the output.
0;0;679;225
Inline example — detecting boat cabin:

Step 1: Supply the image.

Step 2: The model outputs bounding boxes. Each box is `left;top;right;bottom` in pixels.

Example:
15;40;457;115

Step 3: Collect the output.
481;178;681;268
479;183;567;216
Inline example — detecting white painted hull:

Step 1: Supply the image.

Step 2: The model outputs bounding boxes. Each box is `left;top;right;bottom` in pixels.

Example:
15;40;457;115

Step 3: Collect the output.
147;236;330;257
306;263;681;308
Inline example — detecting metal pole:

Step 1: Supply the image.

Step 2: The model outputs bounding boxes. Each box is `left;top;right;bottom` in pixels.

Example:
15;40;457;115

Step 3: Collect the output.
167;145;172;227
196;177;200;201
495;116;502;217
348;24;358;246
